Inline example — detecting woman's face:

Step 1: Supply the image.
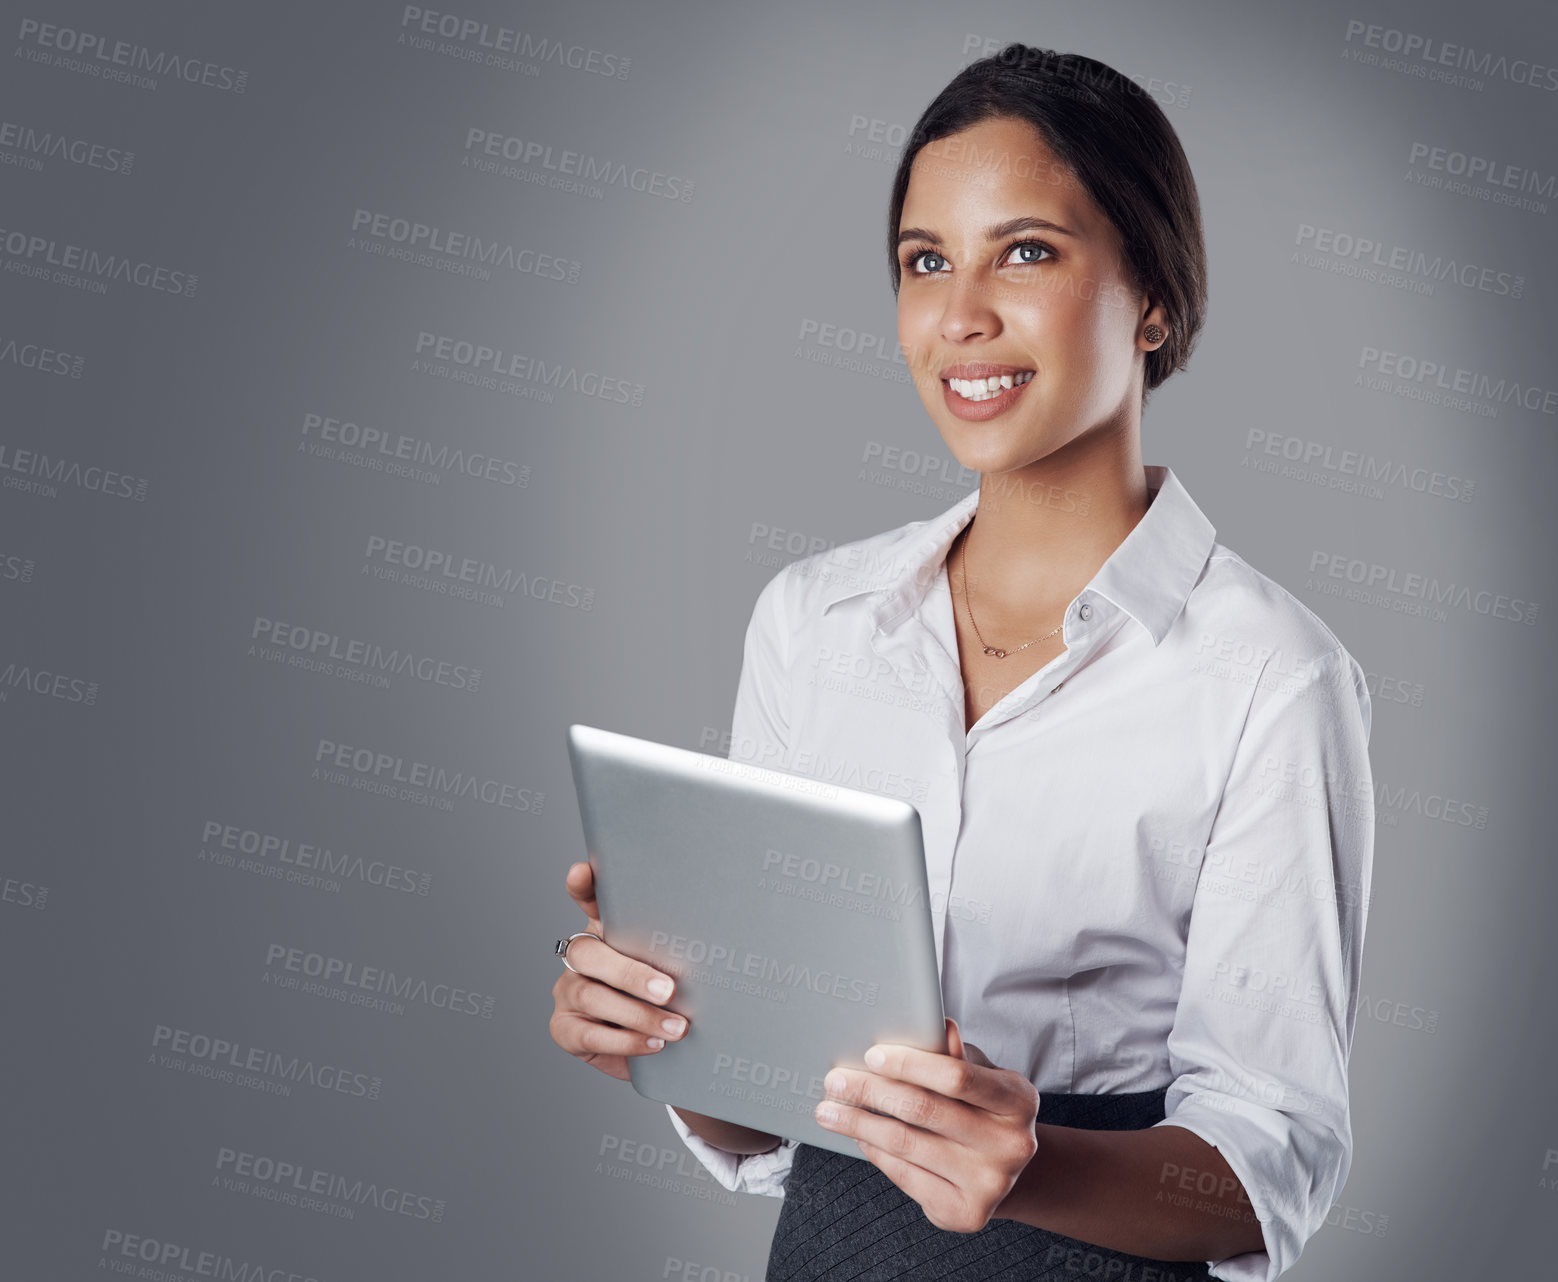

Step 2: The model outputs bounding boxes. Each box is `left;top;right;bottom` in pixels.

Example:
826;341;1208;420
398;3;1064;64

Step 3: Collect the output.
895;114;1160;476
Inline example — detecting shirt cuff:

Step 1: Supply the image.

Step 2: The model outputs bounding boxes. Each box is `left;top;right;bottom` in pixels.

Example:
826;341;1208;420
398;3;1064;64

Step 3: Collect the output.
664;1104;797;1198
1153;1100;1309;1282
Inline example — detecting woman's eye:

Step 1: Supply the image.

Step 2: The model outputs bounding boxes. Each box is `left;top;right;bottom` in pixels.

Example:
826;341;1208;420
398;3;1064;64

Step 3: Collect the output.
1005;241;1052;266
911;250;950;273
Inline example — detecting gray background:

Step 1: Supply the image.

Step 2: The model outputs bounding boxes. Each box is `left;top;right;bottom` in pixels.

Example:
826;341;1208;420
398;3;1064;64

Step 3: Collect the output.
2;0;1555;1278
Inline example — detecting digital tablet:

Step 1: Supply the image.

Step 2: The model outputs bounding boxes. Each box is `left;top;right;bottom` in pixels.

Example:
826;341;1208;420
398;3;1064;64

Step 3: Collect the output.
565;723;947;1157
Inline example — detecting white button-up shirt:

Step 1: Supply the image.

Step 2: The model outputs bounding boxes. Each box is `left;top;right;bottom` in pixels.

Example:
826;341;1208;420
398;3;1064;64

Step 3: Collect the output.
667;464;1374;1282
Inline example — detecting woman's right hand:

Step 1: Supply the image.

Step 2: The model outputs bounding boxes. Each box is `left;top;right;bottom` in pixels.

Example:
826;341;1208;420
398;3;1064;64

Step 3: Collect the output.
549;860;689;1081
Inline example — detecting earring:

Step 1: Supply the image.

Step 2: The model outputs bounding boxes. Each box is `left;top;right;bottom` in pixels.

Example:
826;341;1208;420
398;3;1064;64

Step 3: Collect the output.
1143;323;1164;344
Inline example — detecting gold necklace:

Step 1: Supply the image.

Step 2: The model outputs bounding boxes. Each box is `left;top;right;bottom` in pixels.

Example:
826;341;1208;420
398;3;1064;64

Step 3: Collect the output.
957;523;1064;659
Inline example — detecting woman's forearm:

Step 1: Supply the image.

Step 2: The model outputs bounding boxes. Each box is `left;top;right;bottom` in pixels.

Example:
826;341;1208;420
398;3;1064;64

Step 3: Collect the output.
672;1106;785;1156
995;1120;1268;1263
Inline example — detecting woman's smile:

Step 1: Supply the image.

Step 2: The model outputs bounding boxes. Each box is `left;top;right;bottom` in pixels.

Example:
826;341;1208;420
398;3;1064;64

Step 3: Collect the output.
941;364;1037;420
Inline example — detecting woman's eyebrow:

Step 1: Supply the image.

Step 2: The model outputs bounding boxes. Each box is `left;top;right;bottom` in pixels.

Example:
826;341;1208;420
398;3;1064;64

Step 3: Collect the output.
896;215;1079;247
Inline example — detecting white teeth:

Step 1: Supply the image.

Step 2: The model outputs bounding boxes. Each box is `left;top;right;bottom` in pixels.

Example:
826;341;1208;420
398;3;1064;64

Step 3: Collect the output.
948;371;1033;401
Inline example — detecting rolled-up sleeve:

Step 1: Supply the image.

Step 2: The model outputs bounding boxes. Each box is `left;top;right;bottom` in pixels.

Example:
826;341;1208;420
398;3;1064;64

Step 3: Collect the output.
662;565;801;1195
665;1104;799;1197
1154;644;1375;1282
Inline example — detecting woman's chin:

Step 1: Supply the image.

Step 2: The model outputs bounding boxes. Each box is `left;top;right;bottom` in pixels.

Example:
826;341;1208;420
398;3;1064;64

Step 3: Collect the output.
933;431;1042;479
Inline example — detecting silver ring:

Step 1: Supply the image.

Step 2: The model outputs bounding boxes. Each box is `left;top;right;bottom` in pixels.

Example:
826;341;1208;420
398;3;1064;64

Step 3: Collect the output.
556;930;603;975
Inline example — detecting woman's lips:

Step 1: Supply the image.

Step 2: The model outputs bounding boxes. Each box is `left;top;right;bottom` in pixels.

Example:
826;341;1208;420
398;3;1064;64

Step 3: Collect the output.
940;371;1034;421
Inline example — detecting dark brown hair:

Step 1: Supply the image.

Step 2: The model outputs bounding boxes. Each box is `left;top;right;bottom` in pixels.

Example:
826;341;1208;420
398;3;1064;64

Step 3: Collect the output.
887;44;1207;402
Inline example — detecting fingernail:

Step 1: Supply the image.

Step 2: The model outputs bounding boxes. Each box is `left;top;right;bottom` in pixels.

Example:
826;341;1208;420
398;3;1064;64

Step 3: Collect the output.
864;1046;885;1069
824;1070;846;1096
661;1016;686;1036
648;977;673;1000
816;1103;838;1124
647;1037;665;1050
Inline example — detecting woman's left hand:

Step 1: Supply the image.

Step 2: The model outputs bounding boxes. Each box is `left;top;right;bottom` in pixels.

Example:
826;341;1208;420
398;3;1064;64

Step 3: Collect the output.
814;1017;1041;1233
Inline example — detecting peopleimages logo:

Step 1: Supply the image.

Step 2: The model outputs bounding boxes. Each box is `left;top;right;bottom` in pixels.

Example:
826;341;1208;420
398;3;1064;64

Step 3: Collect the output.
0;655;98;705
215;1147;445;1221
1356;346;1558;416
1292;223;1524;297
461;128;694;203
648;931;880;1006
761;849;923;907
312;736;545;814
0;224;197;296
595;1133;735;1205
412;330;645;404
251;614;482;693
349;208;581;283
310;732;548;810
1342;19;1558;92
0;117;133;175
1307;551;1539;624
100;1229;322;1282
263;943;496;1018
0;442;149;502
15;18;250;92
362;532;594;611
0;551;36;585
1;874;47;911
709;1053;827;1114
1407;140;1557;209
0;333;83;377
1243;429;1474;503
200;818;433;895
151;1022;384;1100
300;411;530;488
397;6;630;78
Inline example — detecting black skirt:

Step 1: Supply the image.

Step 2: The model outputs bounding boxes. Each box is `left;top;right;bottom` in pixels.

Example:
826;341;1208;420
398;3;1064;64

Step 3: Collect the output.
765;1088;1216;1281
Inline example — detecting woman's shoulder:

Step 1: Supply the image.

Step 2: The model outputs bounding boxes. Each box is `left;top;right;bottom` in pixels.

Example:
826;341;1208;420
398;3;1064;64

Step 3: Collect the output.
758;510;943;621
1188;539;1365;683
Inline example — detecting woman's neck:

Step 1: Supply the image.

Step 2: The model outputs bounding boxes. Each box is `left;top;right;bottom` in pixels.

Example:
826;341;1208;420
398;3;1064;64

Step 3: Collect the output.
958;434;1151;610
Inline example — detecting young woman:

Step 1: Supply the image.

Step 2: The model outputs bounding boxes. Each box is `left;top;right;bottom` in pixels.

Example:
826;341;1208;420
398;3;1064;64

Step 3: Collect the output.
550;44;1373;1282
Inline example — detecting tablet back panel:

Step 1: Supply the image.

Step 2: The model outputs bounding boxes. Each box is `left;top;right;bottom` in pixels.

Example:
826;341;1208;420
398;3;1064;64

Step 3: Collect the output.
567;723;947;1157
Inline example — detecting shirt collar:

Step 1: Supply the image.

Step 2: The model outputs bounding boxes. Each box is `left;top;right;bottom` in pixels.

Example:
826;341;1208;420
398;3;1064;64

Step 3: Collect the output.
818;464;1216;646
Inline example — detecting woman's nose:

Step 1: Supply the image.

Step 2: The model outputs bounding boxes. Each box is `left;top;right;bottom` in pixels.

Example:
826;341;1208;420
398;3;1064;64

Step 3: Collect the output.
941;276;999;342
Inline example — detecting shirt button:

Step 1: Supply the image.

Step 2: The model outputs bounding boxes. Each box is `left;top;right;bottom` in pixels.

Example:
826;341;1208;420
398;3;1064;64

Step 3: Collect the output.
1078;602;1092;621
